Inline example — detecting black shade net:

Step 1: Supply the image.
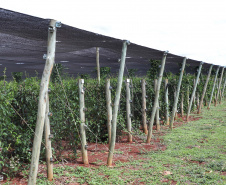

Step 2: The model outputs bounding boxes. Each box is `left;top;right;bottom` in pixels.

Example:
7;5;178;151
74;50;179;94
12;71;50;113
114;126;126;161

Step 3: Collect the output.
0;8;218;78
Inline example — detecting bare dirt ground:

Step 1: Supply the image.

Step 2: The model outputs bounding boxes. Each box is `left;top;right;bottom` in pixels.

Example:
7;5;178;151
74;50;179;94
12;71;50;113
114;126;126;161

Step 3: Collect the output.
2;114;201;184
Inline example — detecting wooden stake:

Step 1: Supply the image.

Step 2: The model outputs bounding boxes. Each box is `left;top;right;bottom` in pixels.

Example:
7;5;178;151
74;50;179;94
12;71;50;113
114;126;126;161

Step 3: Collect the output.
96;47;100;84
141;79;148;134
126;79;132;142
28;19;59;185
215;78;219;106
196;92;200;110
78;79;89;164
207;66;220;109
219;90;222;103
147;51;167;143
131;79;135;117
220;78;226;102
181;93;184;117
106;79;112;144
154;79;160;131
164;79;169;125
187;86;190;112
198;65;213;114
215;92;218;105
170;57;186;129
44;93;53;181
193;79;196;106
107;40;129;166
186;62;203;121
221;78;226;102
174;91;178;120
216;67;224;105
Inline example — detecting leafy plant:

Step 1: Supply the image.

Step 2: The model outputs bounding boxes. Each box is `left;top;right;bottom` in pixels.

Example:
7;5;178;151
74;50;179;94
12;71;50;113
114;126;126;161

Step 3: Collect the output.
147;59;161;79
0;65;216;179
11;72;23;83
51;63;64;82
100;67;111;78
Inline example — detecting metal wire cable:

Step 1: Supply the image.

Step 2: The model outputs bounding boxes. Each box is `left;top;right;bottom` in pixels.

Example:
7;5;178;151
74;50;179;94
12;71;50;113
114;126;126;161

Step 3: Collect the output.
55;67;84;148
2;97;68;175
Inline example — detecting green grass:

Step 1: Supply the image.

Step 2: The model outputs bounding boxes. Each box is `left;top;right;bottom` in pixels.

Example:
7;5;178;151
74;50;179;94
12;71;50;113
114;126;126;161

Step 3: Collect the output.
5;103;226;184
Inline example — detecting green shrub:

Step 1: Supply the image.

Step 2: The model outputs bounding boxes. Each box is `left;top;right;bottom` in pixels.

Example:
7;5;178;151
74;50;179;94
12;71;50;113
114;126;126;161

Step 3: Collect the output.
12;72;23;83
0;66;213;178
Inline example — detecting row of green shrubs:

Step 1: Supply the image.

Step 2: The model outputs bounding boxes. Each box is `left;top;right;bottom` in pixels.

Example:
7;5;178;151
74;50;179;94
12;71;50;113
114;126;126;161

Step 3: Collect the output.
0;64;222;178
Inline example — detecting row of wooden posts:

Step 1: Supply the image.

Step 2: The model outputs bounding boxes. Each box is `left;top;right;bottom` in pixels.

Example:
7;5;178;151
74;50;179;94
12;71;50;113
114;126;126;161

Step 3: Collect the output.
27;20;226;184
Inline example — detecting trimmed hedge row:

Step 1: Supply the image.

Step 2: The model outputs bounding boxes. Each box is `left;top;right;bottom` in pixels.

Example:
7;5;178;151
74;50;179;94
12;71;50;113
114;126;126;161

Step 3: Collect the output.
0;70;218;177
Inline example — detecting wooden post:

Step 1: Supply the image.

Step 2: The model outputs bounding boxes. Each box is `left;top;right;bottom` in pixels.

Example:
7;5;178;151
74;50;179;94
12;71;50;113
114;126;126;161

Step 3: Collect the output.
28;20;59;185
186;62;203;121
205;94;208;106
207;66;220;109
174;91;178;120
141;79;148;134
106;79;112;144
165;79;169;125
196;92;200;110
147;51;168;143
216;92;218;104
198;65;213;114
96;47;100;84
187;86;189;113
107;40;129;166
44;93;53;181
154;79;160;131
131;79;135;117
216;67;224;104
220;77;226;102
215;78;219;106
193;79;196;106
126;79;132;142
170;57;186;129
219;89;222;103
181;93;184;117
78;79;89;164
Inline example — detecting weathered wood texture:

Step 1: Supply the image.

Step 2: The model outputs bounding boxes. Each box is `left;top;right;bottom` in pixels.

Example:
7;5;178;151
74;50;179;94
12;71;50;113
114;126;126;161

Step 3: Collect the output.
216;67;224;104
169;57;186;129
96;47;100;84
107;40;129;166
164;79;169;125
106;79;112;144
187;86;190;111
198;65;213;113
141;79;148;134
146;51;167;143
193;79;196;106
44;94;53;181
207;66;220;109
154;79;160;131
186;62;203;121
196;92;200;110
126;79;132;142
221;78;226;102
181;93;184;117
79;79;89;164
28;20;58;185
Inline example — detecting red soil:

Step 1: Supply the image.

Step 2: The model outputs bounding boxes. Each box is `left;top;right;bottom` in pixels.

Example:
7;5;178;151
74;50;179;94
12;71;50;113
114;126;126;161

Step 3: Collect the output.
1;114;201;184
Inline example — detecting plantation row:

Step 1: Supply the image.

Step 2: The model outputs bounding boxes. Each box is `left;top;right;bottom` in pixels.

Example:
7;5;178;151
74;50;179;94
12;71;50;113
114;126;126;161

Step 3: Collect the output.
1;66;224;177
